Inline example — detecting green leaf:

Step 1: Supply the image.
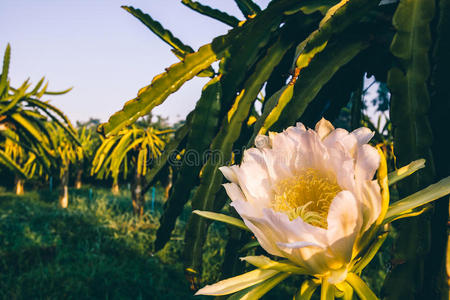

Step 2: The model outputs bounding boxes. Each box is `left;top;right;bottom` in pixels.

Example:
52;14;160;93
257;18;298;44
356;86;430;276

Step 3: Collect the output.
181;0;240;27
0;130;52;174
293;0;379;71
388;0;435;183
29;77;45;95
216;2;285;111
154;77;222;251
35;81;48;98
285;0;340;16
193;210;250;231
122;6;194;55
91;136;118;175
320;280;334;300
388;159;426;186
234;0;261;17
0;150;30;179
253;83;293;137
43;86;73;95
335;281;354;300
195;269;279;296
294;279;320;300
272;34;368;131
375;146;390;226
0;43;11;97
228;272;290;300
98;43;218;136
10;113;51;151
345;273;379;300
240;255;307;274
26;98;80;146
240;240;260;253
384;176;450;221
384;0;437;295
382;206;429;224
142;113;192;190
0;82;29;115
352;231;388;274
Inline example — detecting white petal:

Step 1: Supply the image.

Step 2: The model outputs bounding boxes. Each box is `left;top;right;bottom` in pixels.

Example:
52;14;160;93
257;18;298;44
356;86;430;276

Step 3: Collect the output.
261;209;327;249
233;203;330;273
293;129;330;171
276;241;329;274
315;118;335;140
357;180;382;232
222;183;246;202
355;144;380;181
220;166;239;183
231;200;283;255
238;148;273;206
323;128;349;148
260;148;294;183
276;241;324;249
323;128;359;157
351;127;374;145
327;144;355;191
326;191;362;265
295;122;307;131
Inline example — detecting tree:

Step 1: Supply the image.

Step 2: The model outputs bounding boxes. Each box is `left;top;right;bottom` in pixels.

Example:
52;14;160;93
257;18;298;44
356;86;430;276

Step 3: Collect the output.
0;44;78;194
92;126;171;215
73;126;97;189
47;123;83;208
1;132;44;194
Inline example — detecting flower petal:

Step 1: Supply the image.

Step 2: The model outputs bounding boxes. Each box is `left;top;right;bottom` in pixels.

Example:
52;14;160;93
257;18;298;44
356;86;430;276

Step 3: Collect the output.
220;166;239;183
260;148;294;183
315;118;335;140
232;201;284;255
294;122;307;131
276;241;324;249
232;201;330;273
327;143;355;191
357;180;382;231
355;144;380;181
223;183;246;202
294;129;330;171
326;191;362;265
237;148;273;206
351;127;374;145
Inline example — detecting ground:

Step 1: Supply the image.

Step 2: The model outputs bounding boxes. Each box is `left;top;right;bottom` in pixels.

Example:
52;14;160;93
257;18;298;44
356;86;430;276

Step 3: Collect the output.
0;187;200;299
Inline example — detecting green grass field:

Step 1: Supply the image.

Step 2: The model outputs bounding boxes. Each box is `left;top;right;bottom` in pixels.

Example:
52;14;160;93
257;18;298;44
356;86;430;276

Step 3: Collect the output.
0;187;210;299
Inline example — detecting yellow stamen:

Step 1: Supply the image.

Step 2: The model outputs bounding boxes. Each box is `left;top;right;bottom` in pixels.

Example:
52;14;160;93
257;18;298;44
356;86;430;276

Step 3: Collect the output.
272;168;341;228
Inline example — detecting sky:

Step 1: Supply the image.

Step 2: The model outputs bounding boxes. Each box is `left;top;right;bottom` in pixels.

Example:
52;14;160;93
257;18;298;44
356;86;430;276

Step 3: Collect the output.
0;0;269;124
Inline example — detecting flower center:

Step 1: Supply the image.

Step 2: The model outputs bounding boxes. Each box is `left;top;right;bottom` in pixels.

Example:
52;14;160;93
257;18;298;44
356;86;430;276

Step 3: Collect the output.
272;168;341;229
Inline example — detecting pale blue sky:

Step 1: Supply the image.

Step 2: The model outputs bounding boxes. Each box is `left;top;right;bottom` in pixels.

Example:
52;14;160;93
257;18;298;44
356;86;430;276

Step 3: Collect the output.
0;0;269;124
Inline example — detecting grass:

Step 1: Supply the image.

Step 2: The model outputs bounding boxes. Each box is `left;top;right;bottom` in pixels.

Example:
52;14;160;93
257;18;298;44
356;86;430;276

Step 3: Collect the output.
0;186;209;299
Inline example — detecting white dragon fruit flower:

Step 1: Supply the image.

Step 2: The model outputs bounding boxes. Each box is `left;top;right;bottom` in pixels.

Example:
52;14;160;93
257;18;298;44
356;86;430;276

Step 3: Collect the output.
219;118;382;283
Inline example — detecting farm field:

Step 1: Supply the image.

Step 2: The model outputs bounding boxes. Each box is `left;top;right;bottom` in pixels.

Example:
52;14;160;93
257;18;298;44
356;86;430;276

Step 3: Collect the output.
0;187;199;299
